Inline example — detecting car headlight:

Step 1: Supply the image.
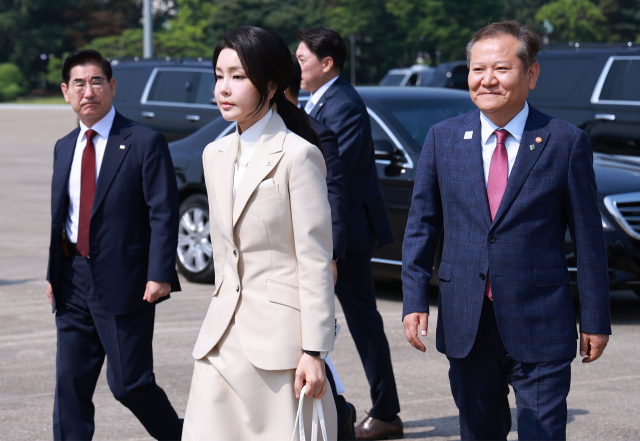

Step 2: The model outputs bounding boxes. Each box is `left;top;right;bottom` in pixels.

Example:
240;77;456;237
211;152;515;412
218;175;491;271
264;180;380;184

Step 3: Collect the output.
601;211;615;231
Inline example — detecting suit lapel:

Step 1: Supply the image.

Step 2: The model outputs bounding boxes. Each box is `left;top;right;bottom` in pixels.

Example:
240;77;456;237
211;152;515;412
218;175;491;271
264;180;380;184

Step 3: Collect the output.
232;114;286;227
52;129;79;218
91;113;132;218
491;108;550;226
460;113;492;225
214;134;236;237
309;78;340;119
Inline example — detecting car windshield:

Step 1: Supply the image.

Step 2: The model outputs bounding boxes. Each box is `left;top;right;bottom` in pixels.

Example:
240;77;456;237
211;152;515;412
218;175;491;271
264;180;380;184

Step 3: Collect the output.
386;98;475;146
380;74;406;86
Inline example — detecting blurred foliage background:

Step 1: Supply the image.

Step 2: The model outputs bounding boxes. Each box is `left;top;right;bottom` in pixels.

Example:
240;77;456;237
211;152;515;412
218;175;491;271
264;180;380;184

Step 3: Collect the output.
0;0;639;100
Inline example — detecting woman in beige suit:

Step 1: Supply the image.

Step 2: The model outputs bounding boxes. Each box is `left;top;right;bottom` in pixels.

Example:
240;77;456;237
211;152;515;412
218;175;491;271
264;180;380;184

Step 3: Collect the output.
182;26;338;440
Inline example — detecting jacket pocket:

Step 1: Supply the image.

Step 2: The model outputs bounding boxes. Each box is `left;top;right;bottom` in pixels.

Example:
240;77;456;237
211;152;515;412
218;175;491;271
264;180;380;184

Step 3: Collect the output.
267;279;300;310
212;275;225;297
438;260;453;282
535;268;569;287
255;184;280;201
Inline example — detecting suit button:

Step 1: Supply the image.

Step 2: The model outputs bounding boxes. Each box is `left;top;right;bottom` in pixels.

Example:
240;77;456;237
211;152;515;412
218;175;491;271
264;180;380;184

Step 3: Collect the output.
236;285;240;292
479;272;486;280
233;250;237;257
488;236;496;243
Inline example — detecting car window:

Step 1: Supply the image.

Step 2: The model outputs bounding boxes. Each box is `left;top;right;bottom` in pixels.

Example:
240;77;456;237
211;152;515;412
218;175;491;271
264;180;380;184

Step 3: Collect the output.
146;70;198;103
195;72;216;105
380;74;406;86
387;99;475;146
113;67;148;102
532;56;594;101
370;116;398;154
600;59;640;102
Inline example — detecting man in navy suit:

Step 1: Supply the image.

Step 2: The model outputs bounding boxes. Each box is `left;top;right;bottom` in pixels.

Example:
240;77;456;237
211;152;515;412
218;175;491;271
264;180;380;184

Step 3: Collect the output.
402;22;611;440
46;50;182;440
297;27;401;440
286;55;356;440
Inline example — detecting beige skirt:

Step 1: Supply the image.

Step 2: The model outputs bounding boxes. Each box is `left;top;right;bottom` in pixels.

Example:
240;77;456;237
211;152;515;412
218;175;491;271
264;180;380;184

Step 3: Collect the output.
182;319;337;441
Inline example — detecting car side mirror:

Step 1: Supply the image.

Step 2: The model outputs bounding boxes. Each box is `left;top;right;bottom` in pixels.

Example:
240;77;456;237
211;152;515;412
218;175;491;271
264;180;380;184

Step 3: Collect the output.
374;139;406;164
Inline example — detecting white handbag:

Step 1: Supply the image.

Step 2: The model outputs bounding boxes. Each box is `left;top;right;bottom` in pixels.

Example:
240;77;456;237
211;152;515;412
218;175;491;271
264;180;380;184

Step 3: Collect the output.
290;385;328;441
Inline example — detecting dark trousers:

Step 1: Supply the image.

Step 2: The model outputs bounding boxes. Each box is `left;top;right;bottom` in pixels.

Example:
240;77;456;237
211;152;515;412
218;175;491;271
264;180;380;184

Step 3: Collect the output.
335;252;400;420
53;256;182;441
448;297;572;440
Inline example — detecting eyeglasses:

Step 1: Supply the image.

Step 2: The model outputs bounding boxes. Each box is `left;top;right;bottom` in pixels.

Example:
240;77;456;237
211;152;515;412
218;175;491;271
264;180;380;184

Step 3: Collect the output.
69;79;107;94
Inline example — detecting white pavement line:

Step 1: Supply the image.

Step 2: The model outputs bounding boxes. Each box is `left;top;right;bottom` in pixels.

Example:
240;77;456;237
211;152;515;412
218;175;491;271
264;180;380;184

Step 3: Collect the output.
0;104;72;110
0;386;112;404
572;374;640;385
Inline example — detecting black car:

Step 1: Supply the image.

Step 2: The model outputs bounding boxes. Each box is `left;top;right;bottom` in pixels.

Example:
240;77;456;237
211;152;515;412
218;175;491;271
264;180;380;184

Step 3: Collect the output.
169;87;640;296
111;57;221;142
529;43;640;160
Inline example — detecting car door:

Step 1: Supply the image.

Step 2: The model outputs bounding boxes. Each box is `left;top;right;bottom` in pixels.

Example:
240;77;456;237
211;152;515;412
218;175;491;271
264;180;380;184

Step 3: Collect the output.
140;68;221;142
368;108;416;266
588;56;640;160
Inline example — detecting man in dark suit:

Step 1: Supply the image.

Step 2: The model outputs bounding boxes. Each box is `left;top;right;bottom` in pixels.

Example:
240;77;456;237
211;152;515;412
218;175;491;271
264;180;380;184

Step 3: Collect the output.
285;55;355;440
297;27;401;440
402;22;611;440
46;50;182;440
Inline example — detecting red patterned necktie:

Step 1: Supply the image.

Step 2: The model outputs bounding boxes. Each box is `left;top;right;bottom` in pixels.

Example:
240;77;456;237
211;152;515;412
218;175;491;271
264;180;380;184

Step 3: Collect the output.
76;129;97;257
485;129;510;300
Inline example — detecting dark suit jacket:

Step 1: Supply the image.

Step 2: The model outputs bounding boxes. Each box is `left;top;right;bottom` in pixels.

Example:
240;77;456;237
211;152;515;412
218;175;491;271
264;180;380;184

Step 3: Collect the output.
309;116;348;261
47;112;181;315
402;105;611;363
310;78;393;254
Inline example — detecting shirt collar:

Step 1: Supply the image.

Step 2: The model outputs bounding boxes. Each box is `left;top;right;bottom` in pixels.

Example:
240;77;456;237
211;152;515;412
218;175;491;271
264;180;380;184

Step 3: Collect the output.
310;76;340;106
79;106;116;141
237;109;272;144
480;101;529;145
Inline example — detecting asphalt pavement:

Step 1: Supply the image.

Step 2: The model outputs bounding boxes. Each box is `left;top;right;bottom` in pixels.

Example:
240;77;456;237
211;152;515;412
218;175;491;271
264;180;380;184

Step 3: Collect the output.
0;106;639;440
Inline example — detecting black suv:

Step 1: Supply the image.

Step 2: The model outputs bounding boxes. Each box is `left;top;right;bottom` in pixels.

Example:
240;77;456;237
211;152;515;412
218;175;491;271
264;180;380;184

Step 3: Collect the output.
529;43;640;159
111;58;220;142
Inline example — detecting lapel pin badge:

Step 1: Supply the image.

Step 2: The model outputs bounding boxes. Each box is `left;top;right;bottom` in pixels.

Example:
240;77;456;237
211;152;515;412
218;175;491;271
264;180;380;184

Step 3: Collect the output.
535;137;543;143
464;131;473;140
119;145;126;150
530;144;535;150
266;160;273;166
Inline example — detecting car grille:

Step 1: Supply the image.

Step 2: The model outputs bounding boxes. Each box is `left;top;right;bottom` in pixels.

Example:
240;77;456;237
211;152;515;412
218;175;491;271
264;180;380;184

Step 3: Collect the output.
604;192;640;240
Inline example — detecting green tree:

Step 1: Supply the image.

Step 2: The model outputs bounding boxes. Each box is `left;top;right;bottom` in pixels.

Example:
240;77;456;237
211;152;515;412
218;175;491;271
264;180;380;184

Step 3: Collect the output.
535;0;608;42
0;62;28;101
385;0;507;63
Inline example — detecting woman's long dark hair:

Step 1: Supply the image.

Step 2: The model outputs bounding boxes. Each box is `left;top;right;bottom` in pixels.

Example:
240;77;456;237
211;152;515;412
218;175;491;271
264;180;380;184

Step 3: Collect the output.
213;26;322;150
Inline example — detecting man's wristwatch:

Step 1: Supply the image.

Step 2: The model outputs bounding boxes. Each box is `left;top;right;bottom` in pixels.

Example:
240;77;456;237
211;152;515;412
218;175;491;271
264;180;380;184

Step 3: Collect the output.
303;350;328;360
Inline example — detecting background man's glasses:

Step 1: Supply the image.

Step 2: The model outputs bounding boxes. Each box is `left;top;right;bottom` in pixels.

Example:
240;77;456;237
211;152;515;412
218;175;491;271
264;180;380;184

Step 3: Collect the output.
70;80;107;94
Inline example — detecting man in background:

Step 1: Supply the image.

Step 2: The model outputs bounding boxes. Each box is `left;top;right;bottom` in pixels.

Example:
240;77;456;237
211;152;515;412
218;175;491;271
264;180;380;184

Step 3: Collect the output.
297;26;402;440
47;50;182;440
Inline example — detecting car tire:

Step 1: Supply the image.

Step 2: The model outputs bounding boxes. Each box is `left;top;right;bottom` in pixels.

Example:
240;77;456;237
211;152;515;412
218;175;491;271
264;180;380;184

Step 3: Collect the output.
176;193;215;284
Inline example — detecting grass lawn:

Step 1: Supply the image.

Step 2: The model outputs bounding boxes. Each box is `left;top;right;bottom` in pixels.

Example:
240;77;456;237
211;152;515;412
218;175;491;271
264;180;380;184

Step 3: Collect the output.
5;96;68;105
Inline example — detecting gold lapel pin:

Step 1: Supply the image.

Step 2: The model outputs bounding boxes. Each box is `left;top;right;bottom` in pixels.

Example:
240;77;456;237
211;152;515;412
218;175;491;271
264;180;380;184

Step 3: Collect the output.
535;137;543;143
119;145;126;150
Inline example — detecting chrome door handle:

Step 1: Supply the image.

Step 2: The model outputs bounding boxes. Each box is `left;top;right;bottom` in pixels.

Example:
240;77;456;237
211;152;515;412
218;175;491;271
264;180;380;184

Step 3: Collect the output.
595;114;616;121
141;111;155;118
186;115;201;122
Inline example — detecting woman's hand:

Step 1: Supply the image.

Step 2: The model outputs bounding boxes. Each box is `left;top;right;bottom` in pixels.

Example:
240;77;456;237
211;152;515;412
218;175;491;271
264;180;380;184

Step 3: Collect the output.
294;353;327;399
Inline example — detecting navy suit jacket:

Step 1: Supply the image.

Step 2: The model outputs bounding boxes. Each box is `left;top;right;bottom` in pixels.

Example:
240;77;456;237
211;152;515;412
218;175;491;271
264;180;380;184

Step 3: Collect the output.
402;106;611;363
309;116;348;261
47;112;181;315
310;78;393;254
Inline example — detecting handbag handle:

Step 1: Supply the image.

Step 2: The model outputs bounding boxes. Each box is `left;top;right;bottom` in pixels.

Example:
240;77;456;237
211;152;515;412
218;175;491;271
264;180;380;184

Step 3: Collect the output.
291;385;328;441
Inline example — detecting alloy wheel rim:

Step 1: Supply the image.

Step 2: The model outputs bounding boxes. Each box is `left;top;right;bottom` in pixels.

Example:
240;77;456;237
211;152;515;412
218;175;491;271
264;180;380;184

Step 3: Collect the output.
177;207;212;273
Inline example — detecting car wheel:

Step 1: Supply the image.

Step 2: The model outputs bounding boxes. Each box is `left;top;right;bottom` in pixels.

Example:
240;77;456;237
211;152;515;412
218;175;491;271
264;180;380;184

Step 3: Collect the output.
176;194;215;284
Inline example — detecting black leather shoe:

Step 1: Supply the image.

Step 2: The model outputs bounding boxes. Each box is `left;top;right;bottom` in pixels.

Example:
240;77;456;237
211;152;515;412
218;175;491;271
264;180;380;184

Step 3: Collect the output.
355;415;403;440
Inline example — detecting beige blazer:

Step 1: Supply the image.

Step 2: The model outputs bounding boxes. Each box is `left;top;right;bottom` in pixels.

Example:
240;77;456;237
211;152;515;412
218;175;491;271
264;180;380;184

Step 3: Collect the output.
192;113;336;370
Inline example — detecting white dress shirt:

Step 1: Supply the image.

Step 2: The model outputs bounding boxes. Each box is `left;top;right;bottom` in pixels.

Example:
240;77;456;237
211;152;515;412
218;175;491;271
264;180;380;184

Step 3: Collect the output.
480;102;529;186
233;109;273;202
66;106;116;243
304;76;340;114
